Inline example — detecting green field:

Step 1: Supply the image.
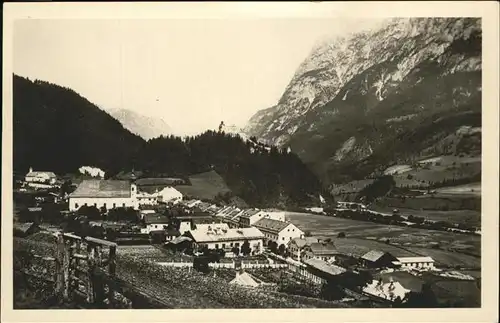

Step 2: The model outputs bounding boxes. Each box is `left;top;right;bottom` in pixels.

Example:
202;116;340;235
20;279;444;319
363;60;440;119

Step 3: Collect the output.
175;170;231;200
285;212;481;264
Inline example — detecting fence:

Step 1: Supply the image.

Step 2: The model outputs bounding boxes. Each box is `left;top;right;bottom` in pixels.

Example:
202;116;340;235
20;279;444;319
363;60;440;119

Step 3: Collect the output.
156;261;288;269
16;232;172;308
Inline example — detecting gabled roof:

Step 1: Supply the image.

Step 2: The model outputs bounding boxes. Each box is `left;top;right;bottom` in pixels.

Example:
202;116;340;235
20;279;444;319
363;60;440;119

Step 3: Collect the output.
70;180;131;198
309;242;337;255
240;209;261;218
397;256;435;263
144;214;169;224
290;237;320;248
362;250;390;262
230;272;260;288
26;171;57;178
253;218;291;233
303;258;346;276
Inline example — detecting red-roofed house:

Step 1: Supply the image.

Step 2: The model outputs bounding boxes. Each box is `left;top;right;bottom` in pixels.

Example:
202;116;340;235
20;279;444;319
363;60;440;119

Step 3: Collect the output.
69;180;138;211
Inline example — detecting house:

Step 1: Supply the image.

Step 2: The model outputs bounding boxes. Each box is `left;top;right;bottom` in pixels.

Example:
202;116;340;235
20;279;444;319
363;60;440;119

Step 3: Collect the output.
183;199;202;208
136;191;158;206
68;180;139;211
253;218;303;246
141;214;169;234
156;186;183;204
394;256;436;270
165;227;181;241
193;223;230;233
301;241;338;263
185;226;265;255
288;237;320;261
25;167;57;184
361;250;399;269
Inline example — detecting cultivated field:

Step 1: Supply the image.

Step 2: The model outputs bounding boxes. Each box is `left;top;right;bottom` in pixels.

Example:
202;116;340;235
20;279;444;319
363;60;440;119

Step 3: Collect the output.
285;212;481;263
369;206;481;227
176;170;231;200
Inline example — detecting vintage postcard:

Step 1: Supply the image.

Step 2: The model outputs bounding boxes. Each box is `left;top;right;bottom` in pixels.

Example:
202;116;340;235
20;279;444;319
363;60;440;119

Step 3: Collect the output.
2;2;498;322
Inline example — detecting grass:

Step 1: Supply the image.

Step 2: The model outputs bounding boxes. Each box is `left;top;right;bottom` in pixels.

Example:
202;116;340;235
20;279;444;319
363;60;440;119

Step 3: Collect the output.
285;212;481;263
176;170;232;200
405;247;480;269
369;206;481;227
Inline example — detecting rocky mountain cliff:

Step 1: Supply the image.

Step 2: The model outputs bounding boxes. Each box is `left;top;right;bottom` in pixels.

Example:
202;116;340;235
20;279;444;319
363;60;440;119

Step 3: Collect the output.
245;18;481;184
108;109;172;140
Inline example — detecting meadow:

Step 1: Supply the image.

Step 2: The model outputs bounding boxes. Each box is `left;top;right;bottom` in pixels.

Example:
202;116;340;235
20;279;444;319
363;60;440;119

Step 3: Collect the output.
285;212;481;264
175;170;232;200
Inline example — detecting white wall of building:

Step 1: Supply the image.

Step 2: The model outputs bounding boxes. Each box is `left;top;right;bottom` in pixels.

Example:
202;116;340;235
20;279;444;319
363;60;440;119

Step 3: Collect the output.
69;197;138;211
399;261;435;270
198;238;263;254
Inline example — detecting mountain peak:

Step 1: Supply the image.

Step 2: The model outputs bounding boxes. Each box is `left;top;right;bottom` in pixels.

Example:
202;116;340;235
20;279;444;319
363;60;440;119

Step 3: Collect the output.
107;108;172;140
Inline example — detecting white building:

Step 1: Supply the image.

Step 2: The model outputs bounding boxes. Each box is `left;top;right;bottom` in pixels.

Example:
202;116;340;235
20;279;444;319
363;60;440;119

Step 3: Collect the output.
157;186;183;204
25;167;57;184
140;214;169;234
68;180;138;211
253;218;304;246
301;242;337;263
136;191;158;206
186;226;265;255
238;208;287;227
395;256;436;270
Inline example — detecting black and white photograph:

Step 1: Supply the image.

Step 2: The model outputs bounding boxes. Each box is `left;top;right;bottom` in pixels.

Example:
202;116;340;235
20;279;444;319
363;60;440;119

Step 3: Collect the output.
2;2;498;322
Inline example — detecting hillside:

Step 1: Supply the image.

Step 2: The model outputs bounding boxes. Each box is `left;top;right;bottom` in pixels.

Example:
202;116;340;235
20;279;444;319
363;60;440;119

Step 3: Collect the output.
108;108;172;140
13;75;145;175
244;18;482;185
134;131;330;207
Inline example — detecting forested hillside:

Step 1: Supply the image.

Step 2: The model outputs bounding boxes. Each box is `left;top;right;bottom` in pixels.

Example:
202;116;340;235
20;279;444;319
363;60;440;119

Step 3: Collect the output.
13;75;328;207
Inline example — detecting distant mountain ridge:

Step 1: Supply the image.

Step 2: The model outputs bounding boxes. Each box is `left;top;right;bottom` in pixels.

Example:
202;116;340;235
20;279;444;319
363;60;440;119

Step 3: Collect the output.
108;109;172;140
244;18;481;184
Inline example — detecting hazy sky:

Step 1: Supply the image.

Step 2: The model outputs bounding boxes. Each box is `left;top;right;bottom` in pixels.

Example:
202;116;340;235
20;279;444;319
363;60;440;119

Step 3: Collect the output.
14;18;384;135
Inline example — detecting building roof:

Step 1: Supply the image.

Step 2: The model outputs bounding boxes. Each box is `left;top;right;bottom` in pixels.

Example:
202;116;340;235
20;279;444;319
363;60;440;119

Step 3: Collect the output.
26;171;56;178
165;227;181;237
374;271;424;293
144;214;169;224
253;218;290;234
188;227;264;243
309;242;337;256
363;280;410;301
303;258;346;276
168;236;193;245
230;271;260;288
28;207;43;212
70;180;131;198
14;222;38;234
290;237;320;248
194;223;230;233
361;250;390;262
397;256;435;263
240;208;261;218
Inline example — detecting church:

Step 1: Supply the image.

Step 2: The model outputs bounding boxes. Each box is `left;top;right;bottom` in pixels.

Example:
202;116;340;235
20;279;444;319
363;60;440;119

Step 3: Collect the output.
68;179;139;211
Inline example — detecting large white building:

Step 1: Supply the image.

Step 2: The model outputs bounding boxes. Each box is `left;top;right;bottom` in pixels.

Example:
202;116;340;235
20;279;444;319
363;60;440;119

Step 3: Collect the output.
136;191;158;206
25;167;57;184
68;180;138;211
395;257;436;270
253;218;304;246
157;186;183;204
186;226;265;255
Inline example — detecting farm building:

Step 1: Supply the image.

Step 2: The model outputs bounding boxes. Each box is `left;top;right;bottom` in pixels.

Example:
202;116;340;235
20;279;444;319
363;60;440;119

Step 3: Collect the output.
395;256;436;270
302;258;346;283
288;237;320;261
301;241;338;263
253;218;304;246
68;180;139;211
25;167;57;184
363;278;410;302
185;226;264;255
361;250;399;269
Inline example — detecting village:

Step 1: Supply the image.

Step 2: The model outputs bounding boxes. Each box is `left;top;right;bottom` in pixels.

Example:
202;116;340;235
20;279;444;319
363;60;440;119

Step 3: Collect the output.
13;166;481;308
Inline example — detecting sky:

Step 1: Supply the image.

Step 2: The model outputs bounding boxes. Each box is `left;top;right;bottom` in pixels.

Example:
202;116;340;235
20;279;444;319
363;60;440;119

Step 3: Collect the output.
14;18;385;136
